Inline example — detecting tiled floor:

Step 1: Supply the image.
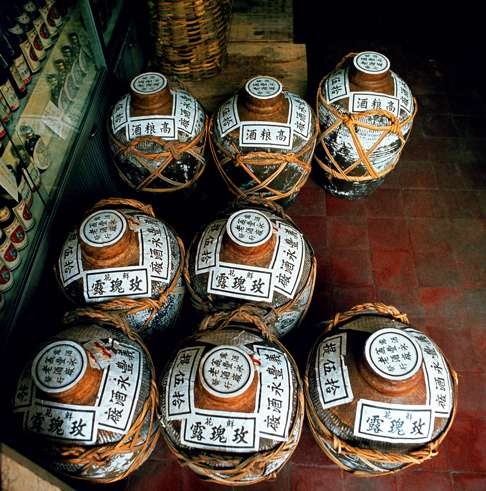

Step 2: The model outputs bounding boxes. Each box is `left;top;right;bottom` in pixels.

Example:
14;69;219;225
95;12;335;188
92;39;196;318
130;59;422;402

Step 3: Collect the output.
118;47;486;490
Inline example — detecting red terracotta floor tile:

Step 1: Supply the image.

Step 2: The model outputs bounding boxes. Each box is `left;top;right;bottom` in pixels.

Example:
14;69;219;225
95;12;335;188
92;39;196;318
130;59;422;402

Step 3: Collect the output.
398;161;438;189
462;289;486;317
459;161;486;190
452;472;486;490
407;219;454;254
342;471;397;490
468;315;486;367
457;371;486;418
475;190;486;217
371;250;418;289
368;218;411;251
455;250;486;288
380;168;402;189
291;216;326;255
412;443;450;472
291;423;335;468
365;188;405;218
433;161;467;190
180;465;234;490
289;177;327;217
325;194;368;217
375;287;425;319
329;249;373;287
396;470;452;491
419;94;451;114
414;251;460;287
400;136;432;162
419;288;465;319
332;286;377;313
305;288;335;326
402;190;448;218
440;189;483;218
420;113;459;138
326;217;369;249
290;465;343;491
423;138;475;164
449;218;486;254
243;465;290;491
445;416;486;472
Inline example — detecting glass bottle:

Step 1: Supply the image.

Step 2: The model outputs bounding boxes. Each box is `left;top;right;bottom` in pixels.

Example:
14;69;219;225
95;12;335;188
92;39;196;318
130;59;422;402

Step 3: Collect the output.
0;29;32;85
11;6;46;62
0;196;27;251
0;190;34;232
10;142;42;191
3;17;41;74
33;0;58;38
46;73;61;105
0;53;26;99
0;62;20;112
0;258;13;293
19;124;50;171
0;227;21;270
21;0;53;50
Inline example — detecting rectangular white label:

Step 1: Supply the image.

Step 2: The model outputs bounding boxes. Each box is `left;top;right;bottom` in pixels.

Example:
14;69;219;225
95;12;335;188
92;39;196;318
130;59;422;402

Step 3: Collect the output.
207;263;273;302
354;399;434;444
24;400;97;444
255;346;293;441
111;94;130;133
195;220;225;274
286;92;311;140
83;266;150;302
349;92;401;118
392;72;413;115
173;90;197;136
239;122;292;150
181;409;258;452
272;221;305;299
166;346;204;420
405;328;452;418
316;333;353;409
127;116;176;140
138;214;171;283
217;95;240;137
96;341;143;434
325;68;350;103
14;366;34;412
59;231;83;286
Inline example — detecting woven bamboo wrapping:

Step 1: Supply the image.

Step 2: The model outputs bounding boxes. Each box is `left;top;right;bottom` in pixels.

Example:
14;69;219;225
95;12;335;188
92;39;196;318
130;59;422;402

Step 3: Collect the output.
182;197;316;335
315;53;418;183
55;198;185;335
304;303;458;477
56;309;161;483
150;0;233;80
161;307;305;485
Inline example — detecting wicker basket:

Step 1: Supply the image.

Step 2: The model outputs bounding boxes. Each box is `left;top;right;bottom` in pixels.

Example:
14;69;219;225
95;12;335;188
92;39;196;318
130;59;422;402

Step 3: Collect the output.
305;303;458;476
159;306;304;485
149;0;233;80
13;309;160;483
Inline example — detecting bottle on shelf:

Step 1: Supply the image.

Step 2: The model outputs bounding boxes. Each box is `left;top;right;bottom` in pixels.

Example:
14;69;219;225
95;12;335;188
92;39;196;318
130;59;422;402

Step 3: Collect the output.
0;227;21;271
19;125;50;171
0;196;28;251
2;18;41;74
10;141;42;192
46;73;61;106
0;62;21;112
0;122;6;139
21;0;54;50
0;95;12;124
10;6;47;63
0;29;32;86
0;54;26;99
33;0;59;38
0;257;14;293
44;0;63;29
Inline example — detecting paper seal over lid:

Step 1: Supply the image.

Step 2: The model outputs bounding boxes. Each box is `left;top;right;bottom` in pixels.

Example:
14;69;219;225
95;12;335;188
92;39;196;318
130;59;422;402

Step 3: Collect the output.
315;51;417;199
305;303;457;476
55;198;185;338
209;75;318;204
13;310;160;482
185;199;316;337
159;308;304;485
108;72;207;193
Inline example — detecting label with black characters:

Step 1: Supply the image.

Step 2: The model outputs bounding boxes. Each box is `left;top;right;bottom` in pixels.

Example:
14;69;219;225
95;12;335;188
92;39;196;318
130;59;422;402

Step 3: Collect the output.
392;72;413;115
324;67;350;103
286;92;311;140
166;346;204;420
0;81;20;111
349;92;400;118
255;345;293;441
111;95;130;134
83;266;151;303
127;116;176;141
315;333;353;409
217;95;240;137
58;231;83;286
354;399;434;444
131;73;167;95
353;52;390;75
173;90;197;137
14;55;32;84
240;122;292;150
195;220;225;274
245;76;282;100
181;409;259;452
226;209;273;248
80;210;127;248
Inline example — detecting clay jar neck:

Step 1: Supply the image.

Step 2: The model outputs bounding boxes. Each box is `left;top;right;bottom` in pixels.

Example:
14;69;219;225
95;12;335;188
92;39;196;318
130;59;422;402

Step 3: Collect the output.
79;210;139;270
348;52;394;95
221;231;276;267
239;75;286;120
31;341;102;406
129;73;172;117
357;328;423;396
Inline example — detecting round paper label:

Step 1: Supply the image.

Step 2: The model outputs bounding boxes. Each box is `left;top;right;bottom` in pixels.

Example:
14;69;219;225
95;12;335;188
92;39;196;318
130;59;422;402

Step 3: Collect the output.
199;345;254;398
79;210;127;248
130;72;167;94
365;328;422;381
353;52;390;75
245;76;282;99
32;340;88;393
226;209;273;248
